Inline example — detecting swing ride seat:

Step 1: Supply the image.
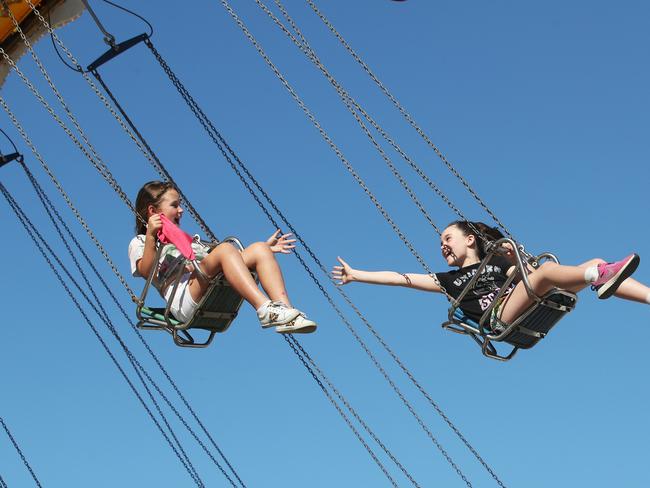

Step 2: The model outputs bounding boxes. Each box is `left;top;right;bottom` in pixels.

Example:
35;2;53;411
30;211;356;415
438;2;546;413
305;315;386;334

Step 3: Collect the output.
441;238;578;361
136;236;251;348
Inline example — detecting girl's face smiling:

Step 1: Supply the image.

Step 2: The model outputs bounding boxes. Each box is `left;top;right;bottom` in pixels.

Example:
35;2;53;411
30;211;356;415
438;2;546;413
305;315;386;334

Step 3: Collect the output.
149;189;183;225
440;225;478;268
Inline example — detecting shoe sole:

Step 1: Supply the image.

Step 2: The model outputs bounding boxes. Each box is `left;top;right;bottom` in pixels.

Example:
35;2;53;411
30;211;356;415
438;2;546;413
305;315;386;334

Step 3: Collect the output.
260;309;301;328
275;323;318;334
598;254;640;299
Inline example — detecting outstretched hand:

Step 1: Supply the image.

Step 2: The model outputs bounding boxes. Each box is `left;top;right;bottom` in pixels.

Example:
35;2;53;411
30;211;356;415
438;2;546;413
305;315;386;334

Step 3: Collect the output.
332;256;354;285
266;229;296;254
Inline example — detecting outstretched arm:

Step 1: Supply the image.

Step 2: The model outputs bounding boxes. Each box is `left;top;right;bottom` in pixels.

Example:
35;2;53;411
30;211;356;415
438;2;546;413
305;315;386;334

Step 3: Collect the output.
332;256;442;293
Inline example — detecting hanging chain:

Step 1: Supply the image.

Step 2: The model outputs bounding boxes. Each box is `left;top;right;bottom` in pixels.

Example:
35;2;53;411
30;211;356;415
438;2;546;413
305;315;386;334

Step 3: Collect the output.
261;0;493;252
305;0;516;244
0;97;140;301
148;25;473;486
18;161;245;487
284;337;401;488
23;0;218;242
288;336;421;488
0;417;43;488
255;3;508;485
218;0;460;298
0;185;207;488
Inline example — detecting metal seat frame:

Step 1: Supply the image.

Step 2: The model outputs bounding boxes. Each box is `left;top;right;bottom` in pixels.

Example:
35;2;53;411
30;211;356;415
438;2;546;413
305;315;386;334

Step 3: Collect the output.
135;236;251;348
441;238;577;361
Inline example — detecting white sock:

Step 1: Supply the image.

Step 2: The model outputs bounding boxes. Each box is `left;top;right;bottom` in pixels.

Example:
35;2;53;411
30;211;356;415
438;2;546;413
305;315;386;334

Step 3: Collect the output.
584;266;599;283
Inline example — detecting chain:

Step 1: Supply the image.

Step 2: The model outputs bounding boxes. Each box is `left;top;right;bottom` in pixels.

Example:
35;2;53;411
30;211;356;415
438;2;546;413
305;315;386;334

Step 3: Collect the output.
259;3;507;485
2;2;143;225
305;0;515;244
268;0;466;233
0;185;206;488
266;0;495;250
19;162;244;487
283;336;400;488
219;1;461;299
23;0;217;242
148;25;472;485
90;69;219;243
0;97;139;301
289;336;421;487
0;473;7;488
0;417;43;488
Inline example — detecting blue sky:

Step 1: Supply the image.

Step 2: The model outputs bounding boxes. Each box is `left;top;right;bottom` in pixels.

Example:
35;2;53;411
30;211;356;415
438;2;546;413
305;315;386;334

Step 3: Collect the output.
1;1;649;487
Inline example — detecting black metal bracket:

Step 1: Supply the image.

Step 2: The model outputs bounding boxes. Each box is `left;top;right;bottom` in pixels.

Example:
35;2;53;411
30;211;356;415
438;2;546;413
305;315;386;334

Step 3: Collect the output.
0;152;21;168
86;33;148;72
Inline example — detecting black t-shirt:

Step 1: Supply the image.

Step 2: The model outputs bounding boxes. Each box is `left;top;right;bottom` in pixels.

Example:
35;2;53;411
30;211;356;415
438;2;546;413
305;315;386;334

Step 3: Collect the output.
434;256;514;323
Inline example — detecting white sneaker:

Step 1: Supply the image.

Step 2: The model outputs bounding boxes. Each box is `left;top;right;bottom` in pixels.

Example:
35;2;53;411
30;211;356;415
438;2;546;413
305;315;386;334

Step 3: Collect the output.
275;313;318;334
257;300;301;328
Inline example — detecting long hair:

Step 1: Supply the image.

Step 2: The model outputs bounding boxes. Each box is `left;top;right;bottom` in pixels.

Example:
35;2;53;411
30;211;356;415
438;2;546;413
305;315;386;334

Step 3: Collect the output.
447;220;505;259
134;180;175;235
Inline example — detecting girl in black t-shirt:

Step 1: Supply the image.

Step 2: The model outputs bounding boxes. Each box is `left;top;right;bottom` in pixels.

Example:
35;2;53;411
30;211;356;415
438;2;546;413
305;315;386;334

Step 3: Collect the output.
332;221;649;330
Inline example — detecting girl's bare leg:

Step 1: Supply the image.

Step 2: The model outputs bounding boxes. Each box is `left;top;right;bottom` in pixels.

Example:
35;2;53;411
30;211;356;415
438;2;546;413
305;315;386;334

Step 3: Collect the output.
188;242;268;310
500;258;649;323
614;277;650;303
500;262;591;323
568;259;649;302
241;242;292;307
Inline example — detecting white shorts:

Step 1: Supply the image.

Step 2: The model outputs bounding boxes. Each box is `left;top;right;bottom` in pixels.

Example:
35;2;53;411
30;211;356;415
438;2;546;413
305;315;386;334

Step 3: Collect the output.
164;272;199;323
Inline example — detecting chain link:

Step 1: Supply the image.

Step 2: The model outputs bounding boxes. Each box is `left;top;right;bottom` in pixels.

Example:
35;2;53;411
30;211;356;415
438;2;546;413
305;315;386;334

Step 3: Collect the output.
218;0;461;299
267;0;497;252
0;417;43;488
305;0;516;245
19;162;244;487
284;337;400;487
289;336;421;488
256;4;507;485
23;0;217;242
0;96;139;301
0;184;206;488
149;19;473;485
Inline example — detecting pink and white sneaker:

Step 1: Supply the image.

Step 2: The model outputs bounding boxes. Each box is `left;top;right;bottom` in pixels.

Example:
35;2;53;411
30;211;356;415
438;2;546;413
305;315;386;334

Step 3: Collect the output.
591;254;640;299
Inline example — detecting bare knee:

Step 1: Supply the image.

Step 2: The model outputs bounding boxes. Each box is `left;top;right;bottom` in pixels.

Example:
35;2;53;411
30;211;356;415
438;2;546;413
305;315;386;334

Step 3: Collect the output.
215;241;239;256
248;241;273;259
532;261;558;289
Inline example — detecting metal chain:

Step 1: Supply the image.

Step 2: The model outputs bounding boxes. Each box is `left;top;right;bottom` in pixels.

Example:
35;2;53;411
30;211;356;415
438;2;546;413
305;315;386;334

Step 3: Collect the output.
89;69;219;243
305;0;516;243
22;0;217;241
0;417;43;488
265;0;461;234
256;4;508;485
284;336;400;487
0;473;8;488
219;0;461;302
147;31;472;486
1;2;142;225
264;0;493;250
19;162;244;487
0;185;206;488
289;336;421;488
258;1;442;237
0;96;139;301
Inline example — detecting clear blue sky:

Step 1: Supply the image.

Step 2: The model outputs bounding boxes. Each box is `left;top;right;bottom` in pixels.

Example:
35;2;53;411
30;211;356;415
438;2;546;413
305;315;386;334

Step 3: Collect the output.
1;1;648;487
